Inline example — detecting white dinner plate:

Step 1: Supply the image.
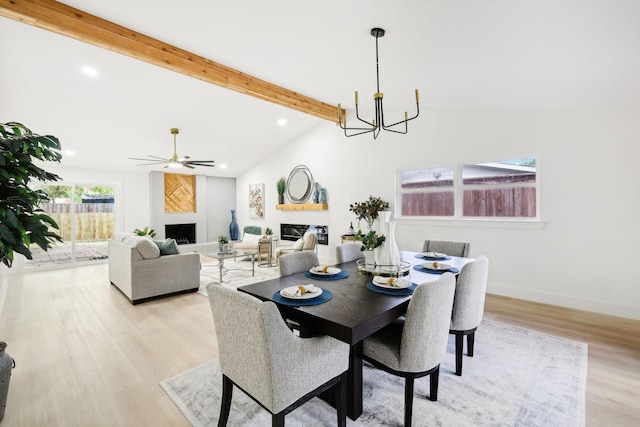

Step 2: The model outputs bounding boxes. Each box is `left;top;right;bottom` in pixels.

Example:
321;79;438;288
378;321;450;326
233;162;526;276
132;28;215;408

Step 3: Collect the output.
309;266;341;276
280;286;323;300
372;276;412;289
421;262;451;271
422;251;447;259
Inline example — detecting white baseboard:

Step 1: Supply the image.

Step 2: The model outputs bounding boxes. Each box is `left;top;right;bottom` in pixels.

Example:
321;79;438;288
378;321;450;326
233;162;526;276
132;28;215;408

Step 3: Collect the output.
488;282;640;321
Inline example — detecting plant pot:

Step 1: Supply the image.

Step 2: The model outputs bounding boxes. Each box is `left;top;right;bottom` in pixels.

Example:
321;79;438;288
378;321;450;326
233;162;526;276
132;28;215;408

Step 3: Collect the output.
278;194;284;204
364;250;376;267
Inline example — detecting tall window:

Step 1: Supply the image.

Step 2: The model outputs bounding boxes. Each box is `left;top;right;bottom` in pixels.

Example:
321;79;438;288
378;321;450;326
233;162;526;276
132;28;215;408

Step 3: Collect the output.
398;158;537;220
25;183;116;268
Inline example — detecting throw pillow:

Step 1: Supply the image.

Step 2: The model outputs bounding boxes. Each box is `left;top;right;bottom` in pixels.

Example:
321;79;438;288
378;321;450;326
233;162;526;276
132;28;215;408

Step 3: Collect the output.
292;238;304;250
126;236;160;259
242;232;263;244
154;239;181;255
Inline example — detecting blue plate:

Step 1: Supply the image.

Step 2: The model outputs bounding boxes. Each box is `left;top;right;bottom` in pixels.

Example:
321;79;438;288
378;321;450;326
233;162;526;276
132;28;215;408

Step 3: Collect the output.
366;282;417;296
413;265;459;275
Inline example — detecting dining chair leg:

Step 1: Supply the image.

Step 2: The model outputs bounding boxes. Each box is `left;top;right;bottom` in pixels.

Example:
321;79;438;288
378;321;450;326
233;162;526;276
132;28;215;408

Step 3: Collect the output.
467;331;475;357
429;366;440;401
455;332;464;376
335;372;347;427
272;413;285;427
404;376;415;427
218;375;233;427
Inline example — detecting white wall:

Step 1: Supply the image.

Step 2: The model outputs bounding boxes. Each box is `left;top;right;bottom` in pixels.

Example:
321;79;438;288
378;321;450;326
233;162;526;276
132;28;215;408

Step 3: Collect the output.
237;108;640;320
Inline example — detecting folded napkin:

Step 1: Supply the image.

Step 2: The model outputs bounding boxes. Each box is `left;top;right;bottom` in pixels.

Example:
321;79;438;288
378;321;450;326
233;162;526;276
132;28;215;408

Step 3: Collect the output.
281;284;318;298
424;251;446;258
372;276;401;287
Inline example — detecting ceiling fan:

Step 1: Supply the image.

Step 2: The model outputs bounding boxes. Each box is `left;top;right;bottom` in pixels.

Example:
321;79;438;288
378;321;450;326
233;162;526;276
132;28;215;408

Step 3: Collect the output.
129;128;215;169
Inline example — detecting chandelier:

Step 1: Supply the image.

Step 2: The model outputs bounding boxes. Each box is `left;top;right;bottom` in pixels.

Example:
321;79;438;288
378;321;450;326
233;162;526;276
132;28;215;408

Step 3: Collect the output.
338;28;420;139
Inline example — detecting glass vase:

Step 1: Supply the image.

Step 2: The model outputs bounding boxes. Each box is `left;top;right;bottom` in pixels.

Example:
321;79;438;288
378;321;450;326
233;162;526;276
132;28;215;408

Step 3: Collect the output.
229;210;240;241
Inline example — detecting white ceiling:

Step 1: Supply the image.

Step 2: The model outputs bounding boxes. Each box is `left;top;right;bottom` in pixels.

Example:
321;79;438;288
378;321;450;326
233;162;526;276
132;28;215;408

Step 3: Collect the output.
1;0;639;177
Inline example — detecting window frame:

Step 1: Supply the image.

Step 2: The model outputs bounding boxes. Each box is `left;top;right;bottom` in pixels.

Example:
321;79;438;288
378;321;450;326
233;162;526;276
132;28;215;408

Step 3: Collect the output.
396;158;541;224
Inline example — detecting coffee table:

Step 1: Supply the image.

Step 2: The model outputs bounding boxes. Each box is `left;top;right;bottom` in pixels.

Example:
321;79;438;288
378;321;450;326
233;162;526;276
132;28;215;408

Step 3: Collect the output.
204;250;255;282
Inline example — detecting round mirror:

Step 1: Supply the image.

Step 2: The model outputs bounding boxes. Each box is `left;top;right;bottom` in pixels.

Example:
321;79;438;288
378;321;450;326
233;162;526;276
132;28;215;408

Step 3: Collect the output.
286;165;314;203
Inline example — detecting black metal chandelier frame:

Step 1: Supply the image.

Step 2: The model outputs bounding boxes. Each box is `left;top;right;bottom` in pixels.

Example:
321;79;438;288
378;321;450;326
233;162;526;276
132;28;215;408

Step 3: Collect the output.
338;27;420;139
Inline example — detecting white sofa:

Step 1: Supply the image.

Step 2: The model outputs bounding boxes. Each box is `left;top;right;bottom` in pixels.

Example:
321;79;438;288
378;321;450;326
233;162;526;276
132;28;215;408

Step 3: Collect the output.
108;232;200;304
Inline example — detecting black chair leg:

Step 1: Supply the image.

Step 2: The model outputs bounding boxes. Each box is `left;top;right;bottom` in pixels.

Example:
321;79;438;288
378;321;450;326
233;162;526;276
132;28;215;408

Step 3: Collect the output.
218;375;233;427
404;376;415;427
272;413;285;427
455;332;464;376
467;331;475;357
429;366;440;401
335;373;347;427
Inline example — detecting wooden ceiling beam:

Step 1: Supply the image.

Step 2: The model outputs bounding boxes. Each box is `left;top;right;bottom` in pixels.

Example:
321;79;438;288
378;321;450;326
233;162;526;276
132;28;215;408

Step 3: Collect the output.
0;0;341;123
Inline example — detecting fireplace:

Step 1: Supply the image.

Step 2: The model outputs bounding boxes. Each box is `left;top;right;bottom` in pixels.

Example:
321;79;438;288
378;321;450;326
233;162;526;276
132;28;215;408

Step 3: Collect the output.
280;223;328;246
165;223;196;245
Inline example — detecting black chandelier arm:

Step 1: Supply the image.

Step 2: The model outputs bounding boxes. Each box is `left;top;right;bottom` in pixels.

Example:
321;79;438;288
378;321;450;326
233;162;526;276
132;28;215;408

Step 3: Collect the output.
381;101;420;130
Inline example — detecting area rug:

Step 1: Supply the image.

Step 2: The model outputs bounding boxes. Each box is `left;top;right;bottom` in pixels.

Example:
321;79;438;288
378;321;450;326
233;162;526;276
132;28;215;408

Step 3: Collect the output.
199;257;280;296
160;320;587;427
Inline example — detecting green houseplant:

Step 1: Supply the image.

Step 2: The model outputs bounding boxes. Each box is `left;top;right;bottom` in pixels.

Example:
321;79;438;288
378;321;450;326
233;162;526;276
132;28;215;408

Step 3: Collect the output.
349;195;389;231
356;230;385;266
276;177;286;204
133;226;156;238
0;122;64;268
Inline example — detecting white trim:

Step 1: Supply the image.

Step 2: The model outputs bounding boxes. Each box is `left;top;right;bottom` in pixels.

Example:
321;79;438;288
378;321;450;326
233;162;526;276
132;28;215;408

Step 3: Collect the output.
396;217;545;229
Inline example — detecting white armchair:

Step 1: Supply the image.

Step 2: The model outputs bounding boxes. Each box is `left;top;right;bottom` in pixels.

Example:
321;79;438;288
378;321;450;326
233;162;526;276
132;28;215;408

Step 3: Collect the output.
274;231;317;261
232;226;265;254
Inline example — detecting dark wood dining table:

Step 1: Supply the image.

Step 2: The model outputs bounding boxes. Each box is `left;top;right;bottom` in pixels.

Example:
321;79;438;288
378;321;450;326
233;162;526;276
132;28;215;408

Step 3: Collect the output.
238;250;472;420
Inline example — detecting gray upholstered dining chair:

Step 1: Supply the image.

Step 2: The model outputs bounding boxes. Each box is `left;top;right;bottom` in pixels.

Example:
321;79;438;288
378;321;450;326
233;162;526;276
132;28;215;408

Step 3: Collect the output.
450;255;489;376
335;242;363;264
207;285;350;427
362;273;456;427
278;250;319;276
422;239;471;257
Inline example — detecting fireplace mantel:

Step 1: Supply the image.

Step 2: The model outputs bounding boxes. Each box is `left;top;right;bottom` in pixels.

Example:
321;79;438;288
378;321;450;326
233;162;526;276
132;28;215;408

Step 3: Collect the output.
275;203;328;211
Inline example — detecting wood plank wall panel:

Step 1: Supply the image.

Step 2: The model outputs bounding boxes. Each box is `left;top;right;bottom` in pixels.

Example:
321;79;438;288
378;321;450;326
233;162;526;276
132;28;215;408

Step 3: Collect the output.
164;173;196;213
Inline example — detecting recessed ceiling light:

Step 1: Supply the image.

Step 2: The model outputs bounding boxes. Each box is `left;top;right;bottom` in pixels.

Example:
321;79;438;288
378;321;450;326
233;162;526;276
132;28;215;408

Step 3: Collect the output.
277;118;287;127
81;66;98;77
219;163;228;169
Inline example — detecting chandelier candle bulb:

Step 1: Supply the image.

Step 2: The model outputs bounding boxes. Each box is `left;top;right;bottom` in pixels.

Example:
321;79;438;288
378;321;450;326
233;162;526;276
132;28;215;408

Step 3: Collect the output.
415;89;419;102
405;111;408;121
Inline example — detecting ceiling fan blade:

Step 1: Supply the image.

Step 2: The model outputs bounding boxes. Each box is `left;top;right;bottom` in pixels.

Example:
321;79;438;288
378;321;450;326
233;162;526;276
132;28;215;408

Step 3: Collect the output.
128;157;168;162
181;163;196;169
134;161;169;166
147;154;170;161
183;160;214;163
185;162;216;167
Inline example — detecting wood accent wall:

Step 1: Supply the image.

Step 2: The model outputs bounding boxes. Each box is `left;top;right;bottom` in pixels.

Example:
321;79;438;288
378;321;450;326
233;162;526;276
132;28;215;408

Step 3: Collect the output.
164;173;195;214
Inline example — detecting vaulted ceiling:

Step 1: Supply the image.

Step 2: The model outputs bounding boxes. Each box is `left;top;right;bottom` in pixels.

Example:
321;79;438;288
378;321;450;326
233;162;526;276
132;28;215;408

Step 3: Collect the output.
1;0;639;177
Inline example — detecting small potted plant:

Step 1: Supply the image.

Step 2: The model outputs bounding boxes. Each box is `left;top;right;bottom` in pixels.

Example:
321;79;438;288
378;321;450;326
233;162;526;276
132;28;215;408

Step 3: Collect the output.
264;227;273;240
218;235;229;252
276;177;286;205
134;226;156;238
357;230;385;266
349;195;389;231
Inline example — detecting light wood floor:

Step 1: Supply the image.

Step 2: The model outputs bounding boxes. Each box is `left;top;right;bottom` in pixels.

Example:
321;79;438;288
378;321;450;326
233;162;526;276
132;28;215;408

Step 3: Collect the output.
0;263;638;426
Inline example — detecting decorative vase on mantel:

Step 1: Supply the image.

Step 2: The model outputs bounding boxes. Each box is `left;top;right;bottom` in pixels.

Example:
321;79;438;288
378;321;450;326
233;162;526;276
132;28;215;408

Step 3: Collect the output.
229;210;240;241
375;211;401;267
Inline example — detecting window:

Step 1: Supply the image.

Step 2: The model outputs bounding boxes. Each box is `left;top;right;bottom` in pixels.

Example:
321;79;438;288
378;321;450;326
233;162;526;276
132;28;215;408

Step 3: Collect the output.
398;158;537;220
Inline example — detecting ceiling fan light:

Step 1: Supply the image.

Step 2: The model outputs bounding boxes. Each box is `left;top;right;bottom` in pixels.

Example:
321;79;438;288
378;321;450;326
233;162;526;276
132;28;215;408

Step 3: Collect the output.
167;161;183;168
